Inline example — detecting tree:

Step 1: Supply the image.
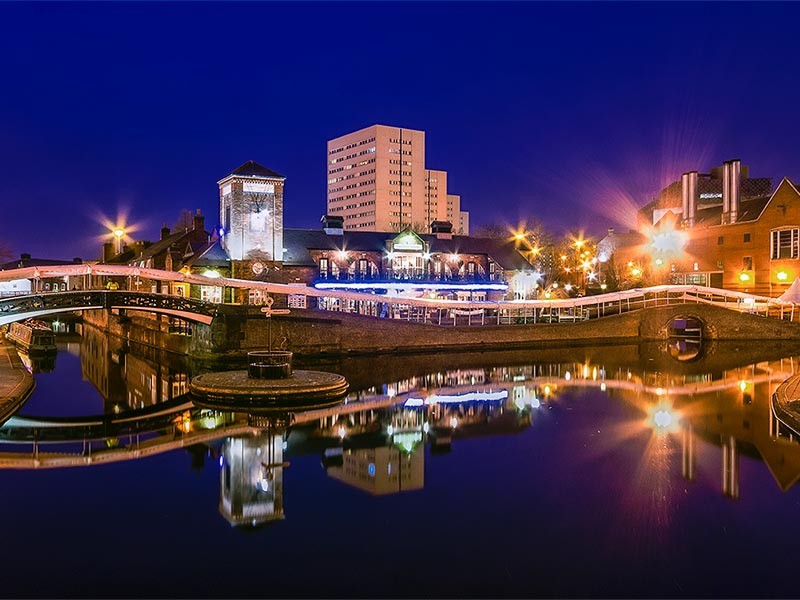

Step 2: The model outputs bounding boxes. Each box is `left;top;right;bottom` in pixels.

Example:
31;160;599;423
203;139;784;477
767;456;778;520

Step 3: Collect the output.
0;240;12;264
174;209;194;232
473;223;509;239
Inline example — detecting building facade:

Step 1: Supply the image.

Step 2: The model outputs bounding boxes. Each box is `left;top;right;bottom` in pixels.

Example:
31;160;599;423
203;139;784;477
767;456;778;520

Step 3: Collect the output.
606;158;800;297
280;218;536;301
638;160;772;228
327;124;469;234
218;160;285;264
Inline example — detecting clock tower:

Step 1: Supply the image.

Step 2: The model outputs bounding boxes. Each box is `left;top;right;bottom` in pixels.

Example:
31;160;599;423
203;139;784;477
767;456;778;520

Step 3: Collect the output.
218;161;285;277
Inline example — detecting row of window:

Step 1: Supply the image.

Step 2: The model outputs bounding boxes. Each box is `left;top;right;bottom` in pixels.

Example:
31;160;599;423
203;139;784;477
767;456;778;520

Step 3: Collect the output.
318;257;489;279
711;228;799;260
328;158;376;175
328;136;376;156
327;168;376;184
329;189;376;203
388;138;412;145
717;233;752;245
329;146;376;164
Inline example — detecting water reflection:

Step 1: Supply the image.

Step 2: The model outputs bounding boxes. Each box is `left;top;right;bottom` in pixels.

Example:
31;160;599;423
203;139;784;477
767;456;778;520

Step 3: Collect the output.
4;324;800;530
80;323;189;413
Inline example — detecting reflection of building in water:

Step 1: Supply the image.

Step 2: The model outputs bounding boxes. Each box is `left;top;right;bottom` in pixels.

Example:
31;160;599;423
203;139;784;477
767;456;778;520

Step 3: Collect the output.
79;324;189;413
124;354;188;409
220;432;285;527
80;324;126;407
681;359;800;497
341;355;800;499
327;444;424;495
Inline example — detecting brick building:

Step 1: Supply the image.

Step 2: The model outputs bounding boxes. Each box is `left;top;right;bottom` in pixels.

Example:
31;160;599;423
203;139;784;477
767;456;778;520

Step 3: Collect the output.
279;217;535;301
604;158;800;297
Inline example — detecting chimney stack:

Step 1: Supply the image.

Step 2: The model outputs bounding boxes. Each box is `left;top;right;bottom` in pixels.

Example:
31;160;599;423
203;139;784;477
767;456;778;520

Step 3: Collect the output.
729;158;741;223
161;223;171;240
102;241;114;263
722;161;731;220
431;220;453;240
193;209;205;232
321;215;344;235
682;171;698;227
681;173;689;225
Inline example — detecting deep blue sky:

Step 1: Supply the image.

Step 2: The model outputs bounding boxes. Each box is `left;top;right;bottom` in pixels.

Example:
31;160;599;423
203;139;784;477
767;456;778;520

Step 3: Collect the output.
3;1;800;261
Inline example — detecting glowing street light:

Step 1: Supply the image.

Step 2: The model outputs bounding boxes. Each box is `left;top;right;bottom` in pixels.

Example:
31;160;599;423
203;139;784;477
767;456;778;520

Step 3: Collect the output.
112;227;125;254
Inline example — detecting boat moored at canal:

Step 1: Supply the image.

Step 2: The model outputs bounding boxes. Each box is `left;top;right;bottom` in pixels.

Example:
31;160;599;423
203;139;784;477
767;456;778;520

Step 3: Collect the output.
6;319;56;354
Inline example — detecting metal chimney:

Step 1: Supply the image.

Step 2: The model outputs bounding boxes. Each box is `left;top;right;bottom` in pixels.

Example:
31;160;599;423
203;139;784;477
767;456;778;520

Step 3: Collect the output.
687;171;698;226
729;159;741;223
681;173;690;225
722;161;731;220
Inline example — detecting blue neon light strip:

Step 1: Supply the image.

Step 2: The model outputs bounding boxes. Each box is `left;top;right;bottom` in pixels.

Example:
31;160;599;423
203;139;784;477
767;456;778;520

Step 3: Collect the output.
314;281;508;292
404;390;509;407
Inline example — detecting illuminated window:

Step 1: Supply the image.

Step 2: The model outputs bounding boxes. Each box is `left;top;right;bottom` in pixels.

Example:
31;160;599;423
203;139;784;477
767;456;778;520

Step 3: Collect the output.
287;295;307;309
771;228;799;259
319;258;329;279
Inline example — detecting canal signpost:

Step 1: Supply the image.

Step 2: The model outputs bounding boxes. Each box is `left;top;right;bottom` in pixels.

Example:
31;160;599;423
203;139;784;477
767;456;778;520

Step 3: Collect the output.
260;296;290;353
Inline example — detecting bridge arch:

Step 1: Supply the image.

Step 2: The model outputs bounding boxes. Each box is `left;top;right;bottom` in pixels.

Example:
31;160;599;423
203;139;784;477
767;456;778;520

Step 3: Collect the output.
0;291;217;327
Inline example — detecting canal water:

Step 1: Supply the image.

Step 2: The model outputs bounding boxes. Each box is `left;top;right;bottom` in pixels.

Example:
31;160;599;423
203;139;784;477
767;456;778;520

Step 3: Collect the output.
2;325;800;597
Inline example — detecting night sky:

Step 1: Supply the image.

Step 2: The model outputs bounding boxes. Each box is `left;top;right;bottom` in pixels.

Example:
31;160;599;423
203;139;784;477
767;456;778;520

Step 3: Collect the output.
3;1;800;261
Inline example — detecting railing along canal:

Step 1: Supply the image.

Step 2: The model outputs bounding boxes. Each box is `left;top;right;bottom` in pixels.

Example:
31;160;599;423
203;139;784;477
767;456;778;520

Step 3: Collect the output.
0;265;796;328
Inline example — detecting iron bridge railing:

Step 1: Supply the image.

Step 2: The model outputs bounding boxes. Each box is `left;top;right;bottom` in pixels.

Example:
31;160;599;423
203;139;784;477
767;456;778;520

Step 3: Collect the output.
0;291;218;325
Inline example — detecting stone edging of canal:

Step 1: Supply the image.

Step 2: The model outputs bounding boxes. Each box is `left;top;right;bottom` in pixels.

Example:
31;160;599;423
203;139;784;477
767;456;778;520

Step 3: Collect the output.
772;373;800;435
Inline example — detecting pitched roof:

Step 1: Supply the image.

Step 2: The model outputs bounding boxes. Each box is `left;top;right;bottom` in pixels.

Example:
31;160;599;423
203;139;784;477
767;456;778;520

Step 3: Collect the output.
131;229;194;263
282;229;533;271
227;160;284;179
0;256;78;270
184;240;230;268
690;195;771;227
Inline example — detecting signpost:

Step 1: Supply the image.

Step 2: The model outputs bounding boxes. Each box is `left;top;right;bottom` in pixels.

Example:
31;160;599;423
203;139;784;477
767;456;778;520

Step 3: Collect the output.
260;296;290;352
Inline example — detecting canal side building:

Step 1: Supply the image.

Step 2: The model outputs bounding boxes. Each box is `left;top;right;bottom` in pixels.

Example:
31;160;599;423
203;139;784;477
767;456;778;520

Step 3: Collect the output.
604;159;800;297
216;160;536;300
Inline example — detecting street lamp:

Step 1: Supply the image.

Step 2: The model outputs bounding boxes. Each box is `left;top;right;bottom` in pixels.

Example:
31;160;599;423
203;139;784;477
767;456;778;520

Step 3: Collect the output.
112;227;125;254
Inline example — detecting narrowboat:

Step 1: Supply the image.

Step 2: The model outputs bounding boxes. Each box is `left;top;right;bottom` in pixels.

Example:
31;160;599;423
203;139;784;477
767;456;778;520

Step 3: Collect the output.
6;320;57;353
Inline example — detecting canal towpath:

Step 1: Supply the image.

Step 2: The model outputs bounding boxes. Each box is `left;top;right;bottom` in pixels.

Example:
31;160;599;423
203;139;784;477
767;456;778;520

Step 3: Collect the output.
0;339;34;422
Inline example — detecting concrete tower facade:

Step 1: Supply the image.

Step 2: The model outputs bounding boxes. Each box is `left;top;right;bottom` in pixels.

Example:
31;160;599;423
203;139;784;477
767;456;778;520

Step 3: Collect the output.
327;124;469;234
218;160;285;265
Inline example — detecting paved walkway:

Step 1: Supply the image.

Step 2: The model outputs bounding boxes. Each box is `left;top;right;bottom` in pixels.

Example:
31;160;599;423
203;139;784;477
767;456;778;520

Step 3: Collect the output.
0;339;34;423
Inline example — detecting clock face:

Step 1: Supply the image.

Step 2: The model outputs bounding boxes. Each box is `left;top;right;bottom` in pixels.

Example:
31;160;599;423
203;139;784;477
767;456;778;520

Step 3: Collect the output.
251;261;265;275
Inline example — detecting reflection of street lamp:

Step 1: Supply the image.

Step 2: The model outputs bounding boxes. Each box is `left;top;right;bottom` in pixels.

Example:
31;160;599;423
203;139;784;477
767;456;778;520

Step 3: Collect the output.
112;228;125;254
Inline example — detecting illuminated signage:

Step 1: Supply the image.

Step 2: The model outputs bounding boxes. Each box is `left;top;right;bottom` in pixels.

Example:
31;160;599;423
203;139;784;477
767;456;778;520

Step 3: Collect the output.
243;182;275;193
392;232;424;251
700;193;722;199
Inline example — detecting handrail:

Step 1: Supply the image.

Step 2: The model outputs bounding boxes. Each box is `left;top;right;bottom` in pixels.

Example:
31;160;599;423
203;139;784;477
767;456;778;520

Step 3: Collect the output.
0;265;797;325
